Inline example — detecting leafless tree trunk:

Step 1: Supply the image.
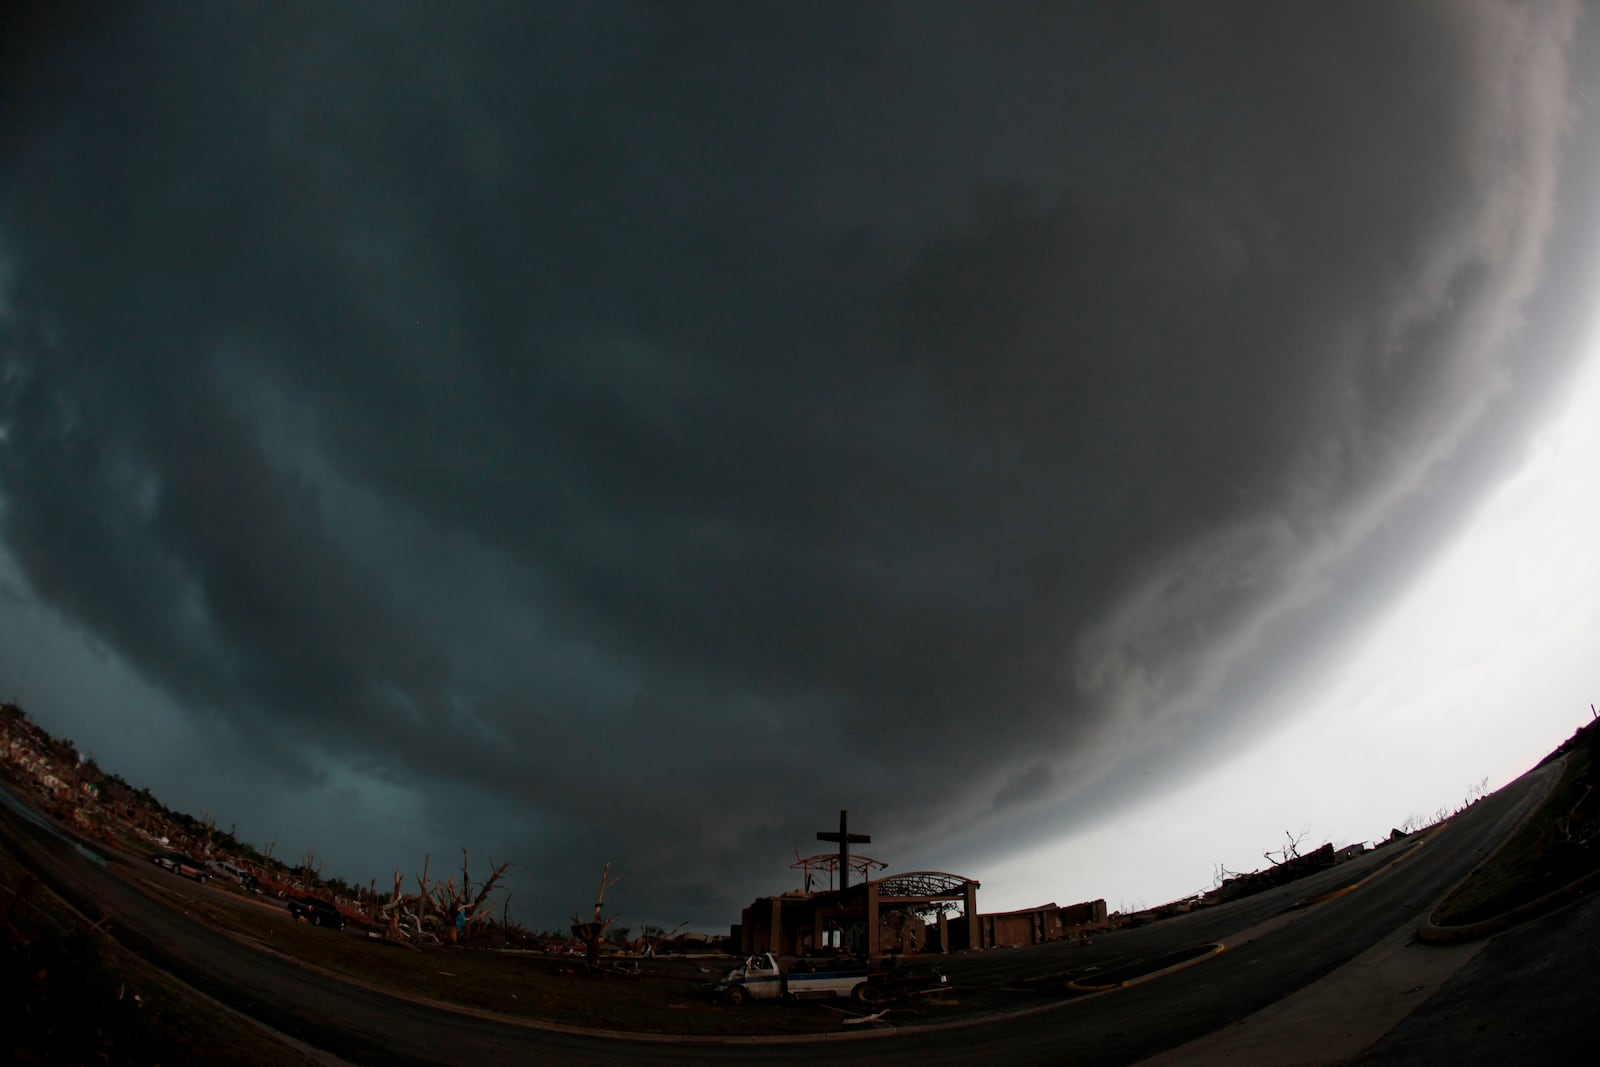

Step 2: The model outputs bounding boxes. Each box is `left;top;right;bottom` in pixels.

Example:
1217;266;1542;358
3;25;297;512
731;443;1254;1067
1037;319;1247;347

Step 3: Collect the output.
1264;826;1308;866
299;847;325;886
381;849;512;947
571;863;619;967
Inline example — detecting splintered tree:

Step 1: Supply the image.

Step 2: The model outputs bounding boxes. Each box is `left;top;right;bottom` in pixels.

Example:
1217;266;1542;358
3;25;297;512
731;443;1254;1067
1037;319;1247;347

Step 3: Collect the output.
570;863;619;967
437;847;513;944
198;810;217;856
637;920;688;956
1263;826;1309;867
380;847;512;947
382;870;423;944
299;848;325;887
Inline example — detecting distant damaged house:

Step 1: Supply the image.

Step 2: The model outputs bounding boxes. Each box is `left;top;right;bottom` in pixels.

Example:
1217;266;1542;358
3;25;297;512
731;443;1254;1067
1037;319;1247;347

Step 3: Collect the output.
977;899;1109;949
1207;841;1342;903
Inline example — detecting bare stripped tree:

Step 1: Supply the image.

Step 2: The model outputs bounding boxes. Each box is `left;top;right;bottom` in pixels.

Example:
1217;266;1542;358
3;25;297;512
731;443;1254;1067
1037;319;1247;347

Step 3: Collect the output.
379;848;513;947
637;919;688;956
381;869;428;945
433;846;512;943
299;847;325;888
570;862;619;967
1264;826;1309;866
198;810;217;856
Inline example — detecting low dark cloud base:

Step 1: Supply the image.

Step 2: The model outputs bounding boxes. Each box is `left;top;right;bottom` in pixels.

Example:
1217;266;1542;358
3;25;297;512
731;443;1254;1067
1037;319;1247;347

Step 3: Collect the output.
1;1;1594;923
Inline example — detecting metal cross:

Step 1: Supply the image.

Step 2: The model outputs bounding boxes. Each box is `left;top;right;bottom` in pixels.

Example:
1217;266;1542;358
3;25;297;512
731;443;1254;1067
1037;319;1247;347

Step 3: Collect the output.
816;809;871;890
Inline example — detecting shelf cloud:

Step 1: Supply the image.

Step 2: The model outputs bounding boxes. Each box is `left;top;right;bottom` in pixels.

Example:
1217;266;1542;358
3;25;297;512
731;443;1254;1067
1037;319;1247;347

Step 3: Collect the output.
1;1;1595;923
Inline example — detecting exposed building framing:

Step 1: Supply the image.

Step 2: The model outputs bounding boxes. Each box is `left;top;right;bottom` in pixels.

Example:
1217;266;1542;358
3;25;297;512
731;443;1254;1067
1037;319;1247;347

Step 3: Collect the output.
738;870;981;959
790;851;887;893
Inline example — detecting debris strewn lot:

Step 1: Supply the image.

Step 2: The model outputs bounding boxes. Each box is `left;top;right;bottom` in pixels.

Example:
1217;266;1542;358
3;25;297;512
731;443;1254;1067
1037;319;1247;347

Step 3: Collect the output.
108;864;888;1035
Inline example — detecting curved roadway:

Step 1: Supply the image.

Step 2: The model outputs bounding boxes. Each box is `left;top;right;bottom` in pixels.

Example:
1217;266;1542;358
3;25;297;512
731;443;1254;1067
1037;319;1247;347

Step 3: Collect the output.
0;760;1563;1065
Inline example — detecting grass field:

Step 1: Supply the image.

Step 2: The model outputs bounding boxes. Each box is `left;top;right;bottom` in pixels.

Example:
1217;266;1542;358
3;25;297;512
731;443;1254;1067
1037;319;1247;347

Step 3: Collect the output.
125;867;876;1036
1431;720;1600;926
10;718;1597;1053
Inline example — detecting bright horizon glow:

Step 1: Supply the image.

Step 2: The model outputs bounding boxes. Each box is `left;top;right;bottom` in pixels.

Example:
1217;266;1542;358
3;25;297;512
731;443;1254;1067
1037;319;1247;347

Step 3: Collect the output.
978;318;1600;916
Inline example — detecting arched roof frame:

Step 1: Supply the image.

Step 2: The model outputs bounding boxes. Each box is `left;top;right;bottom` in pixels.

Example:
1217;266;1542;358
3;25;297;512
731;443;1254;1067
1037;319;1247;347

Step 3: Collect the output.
869;870;978;902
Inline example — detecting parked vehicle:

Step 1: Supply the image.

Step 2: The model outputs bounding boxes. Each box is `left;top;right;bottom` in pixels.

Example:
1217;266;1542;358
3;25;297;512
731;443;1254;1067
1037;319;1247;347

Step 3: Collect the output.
714;953;870;1005
151;852;209;883
206;860;260;891
287;894;345;930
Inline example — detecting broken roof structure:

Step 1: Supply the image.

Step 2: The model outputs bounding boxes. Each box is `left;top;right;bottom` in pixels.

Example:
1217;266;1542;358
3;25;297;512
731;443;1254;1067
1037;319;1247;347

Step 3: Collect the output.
738;869;982;959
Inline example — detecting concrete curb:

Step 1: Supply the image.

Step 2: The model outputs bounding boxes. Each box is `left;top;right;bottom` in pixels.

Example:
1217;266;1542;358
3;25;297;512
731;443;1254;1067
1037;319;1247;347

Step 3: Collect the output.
1415;755;1583;945
1066;943;1224;992
1417;865;1600;944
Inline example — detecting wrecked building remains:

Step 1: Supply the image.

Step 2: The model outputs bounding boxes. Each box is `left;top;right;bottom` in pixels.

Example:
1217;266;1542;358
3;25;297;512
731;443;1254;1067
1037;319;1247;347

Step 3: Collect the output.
732;811;1106;958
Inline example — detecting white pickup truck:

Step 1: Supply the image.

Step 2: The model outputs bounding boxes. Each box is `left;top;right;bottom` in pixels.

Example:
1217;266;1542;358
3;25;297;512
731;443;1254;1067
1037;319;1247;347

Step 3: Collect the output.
714;953;870;1005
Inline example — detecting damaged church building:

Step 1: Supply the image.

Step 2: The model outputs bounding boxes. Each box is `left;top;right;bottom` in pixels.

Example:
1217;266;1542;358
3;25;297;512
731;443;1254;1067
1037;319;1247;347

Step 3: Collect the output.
731;813;1107;958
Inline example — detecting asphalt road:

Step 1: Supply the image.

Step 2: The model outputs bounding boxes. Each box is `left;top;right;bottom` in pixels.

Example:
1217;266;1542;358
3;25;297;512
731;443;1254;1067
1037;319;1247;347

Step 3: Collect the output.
1353;872;1600;1064
0;761;1578;1065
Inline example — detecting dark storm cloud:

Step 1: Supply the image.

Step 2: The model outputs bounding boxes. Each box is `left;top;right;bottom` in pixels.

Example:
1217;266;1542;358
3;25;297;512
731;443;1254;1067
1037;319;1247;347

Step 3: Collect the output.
0;1;1591;921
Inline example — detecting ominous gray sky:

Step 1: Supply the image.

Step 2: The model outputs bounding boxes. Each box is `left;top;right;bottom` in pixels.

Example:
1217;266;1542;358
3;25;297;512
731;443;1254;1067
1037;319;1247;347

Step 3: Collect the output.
3;1;1599;927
